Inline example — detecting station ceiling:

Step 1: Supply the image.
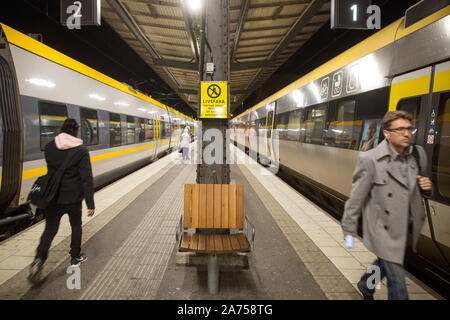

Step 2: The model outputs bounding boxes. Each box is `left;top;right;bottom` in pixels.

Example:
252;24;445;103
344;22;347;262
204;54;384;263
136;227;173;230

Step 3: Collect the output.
102;0;331;115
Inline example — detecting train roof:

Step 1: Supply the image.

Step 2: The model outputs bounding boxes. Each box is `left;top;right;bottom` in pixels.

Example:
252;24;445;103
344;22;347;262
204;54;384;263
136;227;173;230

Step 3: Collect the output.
233;4;450;120
0;22;196;123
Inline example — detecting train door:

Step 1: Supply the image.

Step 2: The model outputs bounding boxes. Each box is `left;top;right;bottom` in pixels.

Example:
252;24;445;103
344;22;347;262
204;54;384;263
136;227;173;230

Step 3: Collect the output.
390;63;450;274
154;119;160;156
266;102;277;165
428;60;450;273
0;54;23;213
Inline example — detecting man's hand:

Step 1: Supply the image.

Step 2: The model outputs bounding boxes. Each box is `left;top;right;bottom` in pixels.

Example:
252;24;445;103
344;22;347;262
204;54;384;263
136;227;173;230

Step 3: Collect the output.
87;209;95;217
417;176;432;191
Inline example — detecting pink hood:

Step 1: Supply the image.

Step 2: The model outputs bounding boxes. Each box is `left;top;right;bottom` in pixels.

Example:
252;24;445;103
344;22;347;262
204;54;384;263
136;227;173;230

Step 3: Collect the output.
55;133;83;150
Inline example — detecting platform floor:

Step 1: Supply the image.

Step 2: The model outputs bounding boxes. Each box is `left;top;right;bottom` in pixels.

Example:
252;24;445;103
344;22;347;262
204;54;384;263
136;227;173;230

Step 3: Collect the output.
0;145;441;300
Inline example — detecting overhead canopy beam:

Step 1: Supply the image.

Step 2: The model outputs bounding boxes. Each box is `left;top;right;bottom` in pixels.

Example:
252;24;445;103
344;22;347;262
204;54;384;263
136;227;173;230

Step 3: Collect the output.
230;0;250;63
146;3;159;18
150;59;274;72
153;59;198;71
229;1;309;11
127;10;184;21
268;0;328;61
180;0;200;63
137;21;186;31
232;13;300;23
106;0;184;96
121;0;180;8
231;60;273;71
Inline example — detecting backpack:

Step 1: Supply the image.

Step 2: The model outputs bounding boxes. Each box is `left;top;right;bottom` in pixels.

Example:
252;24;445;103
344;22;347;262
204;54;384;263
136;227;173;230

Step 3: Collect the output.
27;148;77;209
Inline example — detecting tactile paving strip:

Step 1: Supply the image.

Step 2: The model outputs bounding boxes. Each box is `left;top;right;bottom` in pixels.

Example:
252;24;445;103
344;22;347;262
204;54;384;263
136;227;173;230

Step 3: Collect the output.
80;165;196;300
0;156;176;299
237;164;361;300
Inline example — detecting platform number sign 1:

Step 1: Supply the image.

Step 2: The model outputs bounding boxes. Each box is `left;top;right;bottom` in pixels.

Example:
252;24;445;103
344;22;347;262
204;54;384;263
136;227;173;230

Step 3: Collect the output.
61;0;101;29
331;0;381;30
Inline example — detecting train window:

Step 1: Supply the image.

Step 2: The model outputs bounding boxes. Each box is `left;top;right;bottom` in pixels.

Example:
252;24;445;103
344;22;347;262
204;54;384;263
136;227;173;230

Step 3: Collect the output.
39;101;68;150
328;99;360;149
145;119;154;141
80;108;98;145
397;97;421;144
358;87;390;146
164;121;171;139
159;121;170;140
126;116;135;144
109;112;122;147
304;104;327;145
433;93;450;202
287;109;302;141
159;120;165;139
276;112;289;140
137;118;145;143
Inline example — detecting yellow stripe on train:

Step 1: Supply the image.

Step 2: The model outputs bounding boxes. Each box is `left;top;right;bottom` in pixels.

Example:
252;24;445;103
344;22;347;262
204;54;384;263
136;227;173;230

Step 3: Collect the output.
0;143;156;186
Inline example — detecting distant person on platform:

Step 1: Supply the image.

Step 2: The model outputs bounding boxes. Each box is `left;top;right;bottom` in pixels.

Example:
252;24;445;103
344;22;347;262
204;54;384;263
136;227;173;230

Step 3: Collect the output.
180;126;191;161
29;118;95;282
341;110;432;300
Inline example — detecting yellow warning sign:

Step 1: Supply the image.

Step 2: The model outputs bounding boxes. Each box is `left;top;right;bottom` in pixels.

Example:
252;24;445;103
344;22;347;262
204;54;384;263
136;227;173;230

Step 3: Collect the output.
200;81;228;118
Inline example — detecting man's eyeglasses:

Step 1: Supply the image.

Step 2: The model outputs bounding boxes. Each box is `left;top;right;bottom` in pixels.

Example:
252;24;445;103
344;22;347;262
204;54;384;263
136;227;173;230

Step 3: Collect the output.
387;126;413;134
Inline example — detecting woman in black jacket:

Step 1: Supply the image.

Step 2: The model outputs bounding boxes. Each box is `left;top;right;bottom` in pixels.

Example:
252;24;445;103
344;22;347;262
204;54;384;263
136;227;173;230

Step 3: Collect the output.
29;118;95;282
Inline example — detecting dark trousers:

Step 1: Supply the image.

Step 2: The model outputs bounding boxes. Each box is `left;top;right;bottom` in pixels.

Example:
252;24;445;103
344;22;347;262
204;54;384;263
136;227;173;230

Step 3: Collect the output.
359;258;408;300
36;202;82;261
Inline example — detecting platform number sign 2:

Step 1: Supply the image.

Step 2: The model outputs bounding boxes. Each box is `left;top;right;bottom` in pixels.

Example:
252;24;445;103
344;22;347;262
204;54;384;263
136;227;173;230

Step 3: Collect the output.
331;0;381;30
66;1;82;30
61;0;101;29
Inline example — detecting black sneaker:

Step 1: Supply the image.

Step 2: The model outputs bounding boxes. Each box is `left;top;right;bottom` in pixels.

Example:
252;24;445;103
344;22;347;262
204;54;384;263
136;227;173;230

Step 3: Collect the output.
357;281;374;300
70;253;87;266
28;258;44;283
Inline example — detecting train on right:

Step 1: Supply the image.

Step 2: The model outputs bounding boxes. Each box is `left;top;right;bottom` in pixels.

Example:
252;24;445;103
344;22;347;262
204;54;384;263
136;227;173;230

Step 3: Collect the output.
231;3;450;296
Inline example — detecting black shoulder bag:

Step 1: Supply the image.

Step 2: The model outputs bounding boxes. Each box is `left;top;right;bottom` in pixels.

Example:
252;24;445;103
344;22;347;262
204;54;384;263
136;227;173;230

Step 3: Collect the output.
412;145;450;269
27;148;77;209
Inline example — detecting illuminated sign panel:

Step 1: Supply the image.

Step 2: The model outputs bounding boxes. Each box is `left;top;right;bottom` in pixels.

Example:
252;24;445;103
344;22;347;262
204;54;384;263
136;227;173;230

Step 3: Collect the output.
331;0;372;29
61;0;101;28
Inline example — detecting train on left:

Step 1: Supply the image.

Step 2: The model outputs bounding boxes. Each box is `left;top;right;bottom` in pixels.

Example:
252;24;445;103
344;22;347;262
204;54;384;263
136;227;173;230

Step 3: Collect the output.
0;23;196;240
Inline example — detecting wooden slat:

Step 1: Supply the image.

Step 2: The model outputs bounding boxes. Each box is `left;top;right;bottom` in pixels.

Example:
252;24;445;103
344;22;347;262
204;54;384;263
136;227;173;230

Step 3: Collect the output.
189;233;199;251
180;233;191;251
236;184;244;229
199;184;207;228
229;184;237;228
214;184;222;228
206;234;215;253
197;233;207;252
236;233;249;251
184;184;192;228
230;234;241;251
221;185;229;228
206;184;214;228
220;234;233;253
213;234;223;254
191;184;200;228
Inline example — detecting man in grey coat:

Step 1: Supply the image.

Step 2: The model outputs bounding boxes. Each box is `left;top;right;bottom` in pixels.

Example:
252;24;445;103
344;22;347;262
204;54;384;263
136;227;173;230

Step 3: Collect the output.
341;110;432;300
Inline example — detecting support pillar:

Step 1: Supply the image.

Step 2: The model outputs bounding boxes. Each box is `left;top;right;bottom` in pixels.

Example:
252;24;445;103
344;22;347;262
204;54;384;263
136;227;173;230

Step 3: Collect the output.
196;0;230;184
